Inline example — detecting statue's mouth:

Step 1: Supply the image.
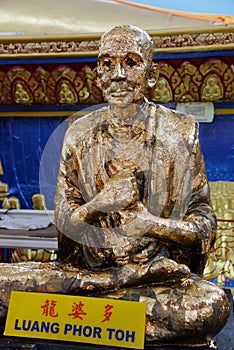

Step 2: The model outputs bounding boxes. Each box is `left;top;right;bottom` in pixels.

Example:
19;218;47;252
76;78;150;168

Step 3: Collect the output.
110;87;134;97
111;90;129;97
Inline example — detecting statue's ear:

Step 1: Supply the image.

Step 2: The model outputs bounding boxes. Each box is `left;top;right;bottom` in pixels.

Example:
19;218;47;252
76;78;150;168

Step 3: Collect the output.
94;67;102;89
148;62;160;88
96;76;102;89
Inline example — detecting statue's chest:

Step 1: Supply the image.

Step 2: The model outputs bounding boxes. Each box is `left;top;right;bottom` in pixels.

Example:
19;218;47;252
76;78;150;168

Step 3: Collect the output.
104;128;150;174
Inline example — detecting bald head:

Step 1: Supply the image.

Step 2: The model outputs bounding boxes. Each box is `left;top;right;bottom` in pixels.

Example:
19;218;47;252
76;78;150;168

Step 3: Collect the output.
99;24;154;67
97;24;158;105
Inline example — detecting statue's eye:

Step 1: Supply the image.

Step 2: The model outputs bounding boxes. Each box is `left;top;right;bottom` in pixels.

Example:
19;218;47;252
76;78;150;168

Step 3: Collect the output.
103;59;112;68
125;57;137;67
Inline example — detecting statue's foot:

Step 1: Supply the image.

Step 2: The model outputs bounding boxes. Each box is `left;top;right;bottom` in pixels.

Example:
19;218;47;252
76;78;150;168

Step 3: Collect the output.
149;257;191;284
114;257;191;289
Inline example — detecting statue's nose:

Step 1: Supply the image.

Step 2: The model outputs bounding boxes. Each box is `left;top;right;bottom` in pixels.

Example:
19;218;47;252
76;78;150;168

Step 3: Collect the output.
112;62;126;80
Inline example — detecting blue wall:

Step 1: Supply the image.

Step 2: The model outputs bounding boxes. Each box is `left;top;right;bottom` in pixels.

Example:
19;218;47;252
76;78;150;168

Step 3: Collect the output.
199;114;234;182
0;116;65;209
0;113;233;209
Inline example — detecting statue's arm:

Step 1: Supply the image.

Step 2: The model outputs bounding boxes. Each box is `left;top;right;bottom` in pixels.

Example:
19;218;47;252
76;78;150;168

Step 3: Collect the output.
121;139;216;254
54;143;139;235
54;144;86;235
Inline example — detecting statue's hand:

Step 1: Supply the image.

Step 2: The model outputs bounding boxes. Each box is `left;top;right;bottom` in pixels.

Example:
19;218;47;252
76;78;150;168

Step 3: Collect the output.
90;172;139;213
119;203;155;237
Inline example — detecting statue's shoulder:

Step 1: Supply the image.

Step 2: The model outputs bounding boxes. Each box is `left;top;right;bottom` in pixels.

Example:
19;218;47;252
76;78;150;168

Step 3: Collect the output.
153;104;198;145
64;105;109;141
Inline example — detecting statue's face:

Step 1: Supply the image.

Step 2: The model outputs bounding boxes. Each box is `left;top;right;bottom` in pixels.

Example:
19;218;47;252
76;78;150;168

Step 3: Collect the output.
97;29;151;105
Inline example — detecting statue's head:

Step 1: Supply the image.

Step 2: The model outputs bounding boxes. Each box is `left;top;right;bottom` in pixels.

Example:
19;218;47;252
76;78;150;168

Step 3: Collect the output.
97;24;159;105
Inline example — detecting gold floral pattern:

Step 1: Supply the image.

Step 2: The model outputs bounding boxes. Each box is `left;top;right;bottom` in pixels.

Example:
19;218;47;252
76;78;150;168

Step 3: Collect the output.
0;58;234;105
203;182;234;286
0;28;234;58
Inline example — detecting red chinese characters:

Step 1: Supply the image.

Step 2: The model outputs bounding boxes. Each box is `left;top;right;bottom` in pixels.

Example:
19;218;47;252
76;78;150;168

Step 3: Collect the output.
101;304;113;323
40;299;58;318
68;301;87;320
40;298;114;323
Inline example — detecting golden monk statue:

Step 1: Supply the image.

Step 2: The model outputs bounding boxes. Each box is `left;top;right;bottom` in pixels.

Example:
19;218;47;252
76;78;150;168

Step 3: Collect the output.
54;25;230;346
0;25;229;348
14;82;32;104
58;81;77;104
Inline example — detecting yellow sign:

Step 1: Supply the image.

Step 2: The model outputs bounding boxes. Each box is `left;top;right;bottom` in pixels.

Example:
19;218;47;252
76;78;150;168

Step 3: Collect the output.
4;291;146;349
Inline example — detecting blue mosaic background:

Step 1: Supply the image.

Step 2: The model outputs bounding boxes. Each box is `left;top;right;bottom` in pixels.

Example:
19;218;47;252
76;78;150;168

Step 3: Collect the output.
0;112;233;209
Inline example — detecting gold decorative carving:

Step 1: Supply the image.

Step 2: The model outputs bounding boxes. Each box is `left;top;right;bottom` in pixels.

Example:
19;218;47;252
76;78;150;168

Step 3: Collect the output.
0;26;233;58
0;160;3;176
151;58;234;103
34;67;50;103
2;66;40;104
204;182;234;285
32;194;47;210
2;197;20;209
14;81;32;104
0;58;233;105
0;182;8;200
58;81;77;104
0;160;9;201
0;39;100;58
152;77;172;102
153;30;234;52
201;75;223;101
